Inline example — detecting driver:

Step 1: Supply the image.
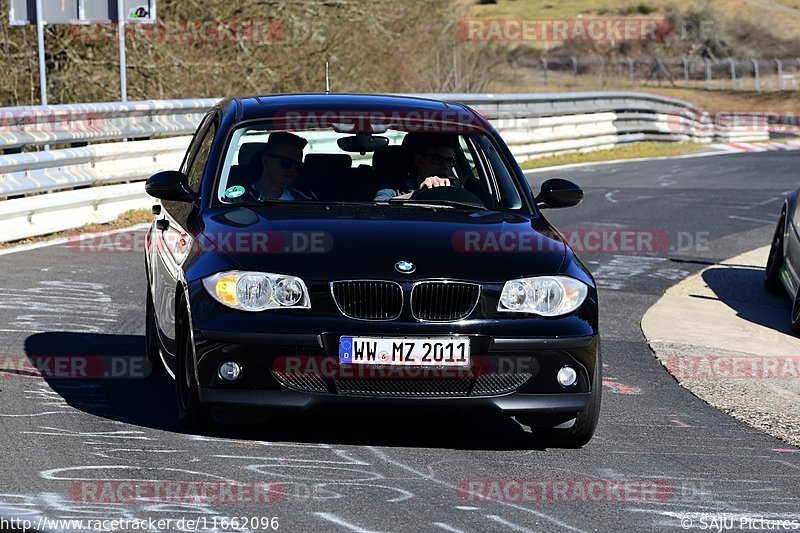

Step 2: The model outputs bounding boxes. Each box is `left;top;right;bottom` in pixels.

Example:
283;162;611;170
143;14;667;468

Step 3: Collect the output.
374;134;458;201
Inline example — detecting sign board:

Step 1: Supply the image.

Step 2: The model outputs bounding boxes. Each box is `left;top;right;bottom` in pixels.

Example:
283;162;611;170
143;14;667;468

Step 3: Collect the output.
10;0;156;25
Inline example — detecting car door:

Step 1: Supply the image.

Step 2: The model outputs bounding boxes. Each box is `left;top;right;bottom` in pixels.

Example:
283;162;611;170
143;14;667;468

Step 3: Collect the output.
152;114;217;359
786;195;800;292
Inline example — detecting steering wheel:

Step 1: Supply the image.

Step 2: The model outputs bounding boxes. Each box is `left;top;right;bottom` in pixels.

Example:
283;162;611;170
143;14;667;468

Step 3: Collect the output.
408;185;484;206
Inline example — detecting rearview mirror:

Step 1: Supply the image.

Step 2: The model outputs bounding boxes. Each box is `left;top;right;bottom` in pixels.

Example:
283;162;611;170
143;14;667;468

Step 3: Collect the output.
337;134;389;153
145;170;197;202
535;178;583;209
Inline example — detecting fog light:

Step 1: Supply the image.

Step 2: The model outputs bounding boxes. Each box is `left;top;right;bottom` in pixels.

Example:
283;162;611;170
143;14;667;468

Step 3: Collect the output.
557;366;577;387
218;361;242;382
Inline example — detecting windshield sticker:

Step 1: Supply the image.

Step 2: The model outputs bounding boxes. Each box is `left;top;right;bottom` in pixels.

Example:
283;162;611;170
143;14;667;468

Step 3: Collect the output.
224;185;245;199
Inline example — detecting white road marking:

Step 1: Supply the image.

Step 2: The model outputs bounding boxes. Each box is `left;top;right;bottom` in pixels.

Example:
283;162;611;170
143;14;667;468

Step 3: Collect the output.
367;447;588;533
745;197;780;209
727;215;775;224
23;427;150;439
591;255;672;290
0;281;118;332
657;174;677;187
486;515;536;532
39;464;236;481
433;523;467;533
0;412;72;417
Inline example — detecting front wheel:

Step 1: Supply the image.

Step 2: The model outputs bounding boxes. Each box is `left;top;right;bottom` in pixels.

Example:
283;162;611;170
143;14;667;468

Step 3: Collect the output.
176;315;213;430
791;288;800;335
765;212;786;294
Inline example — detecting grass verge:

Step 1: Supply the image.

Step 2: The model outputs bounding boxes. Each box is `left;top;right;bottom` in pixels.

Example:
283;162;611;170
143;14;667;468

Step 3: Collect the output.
520;141;706;170
0;208;153;250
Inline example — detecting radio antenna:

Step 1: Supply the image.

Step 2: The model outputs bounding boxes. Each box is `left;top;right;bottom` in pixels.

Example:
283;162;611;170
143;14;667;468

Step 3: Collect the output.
325;61;330;94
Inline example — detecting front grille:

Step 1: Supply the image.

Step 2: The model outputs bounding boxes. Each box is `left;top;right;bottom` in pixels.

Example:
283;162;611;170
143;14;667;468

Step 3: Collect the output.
411;282;480;321
331;281;403;320
271;366;532;398
472;373;533;395
336;378;472;397
272;370;329;393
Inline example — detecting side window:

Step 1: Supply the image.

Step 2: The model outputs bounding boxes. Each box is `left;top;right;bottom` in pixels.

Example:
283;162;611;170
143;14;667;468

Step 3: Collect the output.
180;113;213;175
187;122;217;194
475;135;522;210
457;135;480;182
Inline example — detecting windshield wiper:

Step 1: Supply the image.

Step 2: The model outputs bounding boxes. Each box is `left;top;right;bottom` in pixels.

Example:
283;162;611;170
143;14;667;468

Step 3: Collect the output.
395;200;488;210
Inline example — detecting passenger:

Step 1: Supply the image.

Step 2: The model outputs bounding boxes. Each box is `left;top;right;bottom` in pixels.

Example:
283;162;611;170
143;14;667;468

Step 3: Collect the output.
231;131;313;202
374;134;458;201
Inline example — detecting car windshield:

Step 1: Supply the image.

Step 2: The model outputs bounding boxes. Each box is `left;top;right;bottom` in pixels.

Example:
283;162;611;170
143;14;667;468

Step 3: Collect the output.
215;118;524;211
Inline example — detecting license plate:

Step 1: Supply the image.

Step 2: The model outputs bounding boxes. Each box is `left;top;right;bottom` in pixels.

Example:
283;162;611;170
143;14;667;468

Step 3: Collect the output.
339;336;470;367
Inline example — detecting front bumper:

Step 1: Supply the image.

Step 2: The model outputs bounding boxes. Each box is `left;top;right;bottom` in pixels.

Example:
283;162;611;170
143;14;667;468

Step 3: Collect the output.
191;328;600;416
201;387;591;416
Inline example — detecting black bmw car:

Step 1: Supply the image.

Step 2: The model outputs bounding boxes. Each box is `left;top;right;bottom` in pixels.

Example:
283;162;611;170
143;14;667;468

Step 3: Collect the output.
765;186;800;332
144;94;600;446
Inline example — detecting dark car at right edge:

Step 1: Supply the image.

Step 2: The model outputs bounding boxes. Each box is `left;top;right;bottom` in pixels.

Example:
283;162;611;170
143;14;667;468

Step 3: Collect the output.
766;185;800;332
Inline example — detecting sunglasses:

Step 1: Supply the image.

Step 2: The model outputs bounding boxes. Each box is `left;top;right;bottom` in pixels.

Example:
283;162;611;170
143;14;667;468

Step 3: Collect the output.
422;153;456;167
265;154;304;171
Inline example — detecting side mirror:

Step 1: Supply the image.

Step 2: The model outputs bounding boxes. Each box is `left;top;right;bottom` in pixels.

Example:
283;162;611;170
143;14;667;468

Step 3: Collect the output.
145;171;197;202
535;178;583;209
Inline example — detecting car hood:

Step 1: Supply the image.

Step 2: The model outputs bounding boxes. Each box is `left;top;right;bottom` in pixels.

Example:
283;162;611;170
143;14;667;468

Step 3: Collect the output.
196;205;567;283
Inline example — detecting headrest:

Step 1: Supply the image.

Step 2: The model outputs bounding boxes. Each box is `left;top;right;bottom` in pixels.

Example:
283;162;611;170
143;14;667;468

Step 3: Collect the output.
400;132;458;154
304;153;352;170
237;142;268;165
372;146;410;175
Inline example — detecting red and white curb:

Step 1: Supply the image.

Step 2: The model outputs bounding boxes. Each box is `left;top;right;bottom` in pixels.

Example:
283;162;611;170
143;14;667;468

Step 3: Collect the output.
717;140;800;153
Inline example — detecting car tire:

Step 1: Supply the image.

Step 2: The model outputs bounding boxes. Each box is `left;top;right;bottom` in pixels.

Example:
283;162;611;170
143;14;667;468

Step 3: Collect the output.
765;211;786;294
145;290;165;375
791;288;800;335
176;311;213;430
520;361;602;448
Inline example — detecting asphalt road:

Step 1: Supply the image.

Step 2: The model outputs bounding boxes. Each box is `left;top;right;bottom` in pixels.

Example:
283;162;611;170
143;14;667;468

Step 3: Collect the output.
1;151;798;533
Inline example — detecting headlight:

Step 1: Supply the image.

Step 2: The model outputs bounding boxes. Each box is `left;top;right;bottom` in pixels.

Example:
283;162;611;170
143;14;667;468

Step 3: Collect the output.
498;276;588;316
202;271;310;311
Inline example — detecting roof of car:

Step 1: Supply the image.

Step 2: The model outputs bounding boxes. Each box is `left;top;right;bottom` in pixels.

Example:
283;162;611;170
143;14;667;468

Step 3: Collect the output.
218;93;478;122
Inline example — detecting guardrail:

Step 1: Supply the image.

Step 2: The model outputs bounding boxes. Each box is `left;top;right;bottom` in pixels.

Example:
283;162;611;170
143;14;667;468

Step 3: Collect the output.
0;98;217;151
0;92;771;243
